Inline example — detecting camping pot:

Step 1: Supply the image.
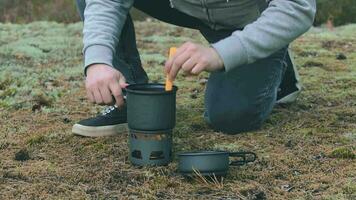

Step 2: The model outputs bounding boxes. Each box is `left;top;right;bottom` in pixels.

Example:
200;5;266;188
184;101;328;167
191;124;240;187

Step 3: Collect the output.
178;151;257;177
128;129;172;166
125;83;178;131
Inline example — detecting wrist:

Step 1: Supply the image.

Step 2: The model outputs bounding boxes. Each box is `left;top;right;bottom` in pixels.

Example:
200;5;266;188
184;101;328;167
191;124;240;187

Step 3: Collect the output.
84;45;114;75
86;63;114;77
210;47;224;70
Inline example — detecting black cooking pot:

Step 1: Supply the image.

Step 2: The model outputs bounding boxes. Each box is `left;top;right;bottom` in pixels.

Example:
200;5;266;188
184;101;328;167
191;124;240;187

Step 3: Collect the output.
125;83;178;131
178;151;257;177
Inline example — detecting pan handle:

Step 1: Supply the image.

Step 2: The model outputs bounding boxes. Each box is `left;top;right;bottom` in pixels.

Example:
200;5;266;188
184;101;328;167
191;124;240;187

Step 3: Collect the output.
229;152;257;166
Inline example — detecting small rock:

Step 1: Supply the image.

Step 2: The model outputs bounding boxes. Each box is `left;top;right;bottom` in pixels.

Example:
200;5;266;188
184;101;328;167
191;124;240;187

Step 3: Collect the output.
281;184;294;192
336;53;347;60
285;140;293;148
293;170;301;176
199;78;208;85
313;152;326;160
14;149;30;161
254;191;267;200
241;189;267;200
62;117;71;124
32;104;41;112
190;93;197;99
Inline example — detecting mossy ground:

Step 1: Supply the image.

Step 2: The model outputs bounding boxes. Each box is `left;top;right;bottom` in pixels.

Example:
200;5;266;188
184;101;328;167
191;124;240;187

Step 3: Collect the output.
0;21;355;199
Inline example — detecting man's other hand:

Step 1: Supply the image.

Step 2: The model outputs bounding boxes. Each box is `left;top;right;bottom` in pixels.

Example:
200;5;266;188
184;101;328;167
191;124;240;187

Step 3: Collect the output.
85;64;127;107
164;42;224;80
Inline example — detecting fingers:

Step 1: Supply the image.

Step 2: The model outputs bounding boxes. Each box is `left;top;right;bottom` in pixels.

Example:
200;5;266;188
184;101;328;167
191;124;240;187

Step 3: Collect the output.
181;56;198;74
166;42;205;80
85;64;129;106
86;89;95;103
168;51;191;80
191;63;206;75
165;43;189;74
100;86;113;105
109;83;124;107
93;88;103;105
107;73;127;107
118;74;128;88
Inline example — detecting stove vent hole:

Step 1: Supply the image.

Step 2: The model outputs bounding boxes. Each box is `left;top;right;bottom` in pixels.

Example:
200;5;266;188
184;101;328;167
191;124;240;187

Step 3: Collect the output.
131;150;142;159
149;151;164;160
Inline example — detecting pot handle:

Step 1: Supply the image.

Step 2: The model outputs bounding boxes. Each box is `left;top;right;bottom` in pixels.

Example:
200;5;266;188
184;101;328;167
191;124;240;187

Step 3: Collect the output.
229;152;257;166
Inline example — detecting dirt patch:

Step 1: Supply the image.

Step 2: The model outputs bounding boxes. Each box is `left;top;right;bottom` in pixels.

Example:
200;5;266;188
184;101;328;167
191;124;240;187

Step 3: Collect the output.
302;60;324;68
321;40;354;52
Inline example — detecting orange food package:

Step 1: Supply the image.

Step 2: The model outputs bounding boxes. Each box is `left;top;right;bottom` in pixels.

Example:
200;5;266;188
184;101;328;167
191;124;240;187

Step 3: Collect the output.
165;47;177;91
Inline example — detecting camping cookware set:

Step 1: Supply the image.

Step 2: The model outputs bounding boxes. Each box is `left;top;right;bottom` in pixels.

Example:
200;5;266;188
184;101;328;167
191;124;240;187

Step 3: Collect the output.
122;48;257;177
123;82;257;177
125;83;177;166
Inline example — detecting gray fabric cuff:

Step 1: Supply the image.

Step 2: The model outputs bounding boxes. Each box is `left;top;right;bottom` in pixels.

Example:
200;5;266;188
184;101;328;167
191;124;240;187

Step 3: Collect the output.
84;45;114;75
211;35;249;72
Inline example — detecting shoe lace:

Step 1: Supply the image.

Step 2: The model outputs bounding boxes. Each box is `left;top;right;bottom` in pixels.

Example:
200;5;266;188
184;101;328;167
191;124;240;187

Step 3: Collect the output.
101;105;118;116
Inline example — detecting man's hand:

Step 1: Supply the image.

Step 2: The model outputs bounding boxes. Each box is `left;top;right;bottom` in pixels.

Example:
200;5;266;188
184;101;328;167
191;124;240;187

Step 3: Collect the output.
165;42;224;80
85;64;127;106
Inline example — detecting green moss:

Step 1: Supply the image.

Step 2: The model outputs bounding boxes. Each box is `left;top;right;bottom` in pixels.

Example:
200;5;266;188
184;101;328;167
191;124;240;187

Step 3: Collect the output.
141;53;166;65
27;135;47;146
0;88;17;99
330;147;355;159
342;181;356;195
92;143;105;151
0;76;12;90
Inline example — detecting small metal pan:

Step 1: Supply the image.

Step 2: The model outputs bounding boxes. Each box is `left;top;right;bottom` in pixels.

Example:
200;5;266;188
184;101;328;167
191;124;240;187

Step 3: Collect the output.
178;151;257;177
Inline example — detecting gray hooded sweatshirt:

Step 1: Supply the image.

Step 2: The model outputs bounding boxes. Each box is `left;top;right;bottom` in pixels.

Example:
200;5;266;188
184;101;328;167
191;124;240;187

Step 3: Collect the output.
82;0;316;72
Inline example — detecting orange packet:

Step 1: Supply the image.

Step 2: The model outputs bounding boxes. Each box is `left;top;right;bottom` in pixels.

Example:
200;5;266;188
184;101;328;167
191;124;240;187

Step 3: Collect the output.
165;47;177;91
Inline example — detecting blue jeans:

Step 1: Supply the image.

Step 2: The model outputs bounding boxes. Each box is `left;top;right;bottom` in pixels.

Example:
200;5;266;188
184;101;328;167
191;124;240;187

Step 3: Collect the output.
76;0;288;134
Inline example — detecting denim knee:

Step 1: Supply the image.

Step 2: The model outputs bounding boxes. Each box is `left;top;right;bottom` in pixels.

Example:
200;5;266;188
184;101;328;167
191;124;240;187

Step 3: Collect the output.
206;104;265;134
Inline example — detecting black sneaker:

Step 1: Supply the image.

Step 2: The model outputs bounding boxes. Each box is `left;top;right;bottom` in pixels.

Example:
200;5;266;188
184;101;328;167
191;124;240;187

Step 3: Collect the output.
72;105;127;137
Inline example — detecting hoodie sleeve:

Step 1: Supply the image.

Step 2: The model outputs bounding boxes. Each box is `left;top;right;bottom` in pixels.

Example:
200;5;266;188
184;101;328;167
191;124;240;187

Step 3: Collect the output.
212;0;316;72
82;0;134;70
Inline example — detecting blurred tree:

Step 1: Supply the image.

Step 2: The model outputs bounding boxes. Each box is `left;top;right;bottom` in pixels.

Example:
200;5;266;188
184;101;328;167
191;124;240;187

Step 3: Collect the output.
314;0;356;26
0;0;79;23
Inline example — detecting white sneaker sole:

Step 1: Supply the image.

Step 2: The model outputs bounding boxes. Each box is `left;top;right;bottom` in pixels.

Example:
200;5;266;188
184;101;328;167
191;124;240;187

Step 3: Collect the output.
72;123;128;137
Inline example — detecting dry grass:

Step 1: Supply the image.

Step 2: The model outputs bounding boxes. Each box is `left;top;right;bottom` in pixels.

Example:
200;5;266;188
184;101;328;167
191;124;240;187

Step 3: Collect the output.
0;21;355;199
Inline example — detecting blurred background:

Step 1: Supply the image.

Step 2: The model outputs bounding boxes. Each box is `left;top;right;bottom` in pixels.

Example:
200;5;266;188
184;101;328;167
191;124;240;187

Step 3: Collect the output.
0;0;147;23
1;0;356;26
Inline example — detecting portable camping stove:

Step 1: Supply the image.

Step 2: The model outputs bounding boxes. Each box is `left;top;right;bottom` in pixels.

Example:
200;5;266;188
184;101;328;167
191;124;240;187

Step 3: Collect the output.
128;129;172;166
